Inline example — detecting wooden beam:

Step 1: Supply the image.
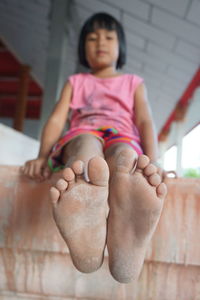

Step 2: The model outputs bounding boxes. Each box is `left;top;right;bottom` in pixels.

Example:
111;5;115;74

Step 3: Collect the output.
13;65;30;132
159;67;200;140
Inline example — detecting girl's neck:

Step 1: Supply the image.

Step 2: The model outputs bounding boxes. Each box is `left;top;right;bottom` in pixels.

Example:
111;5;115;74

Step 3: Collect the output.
91;66;122;78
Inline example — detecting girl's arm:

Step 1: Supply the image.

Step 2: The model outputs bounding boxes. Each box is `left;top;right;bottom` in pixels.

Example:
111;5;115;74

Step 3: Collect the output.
21;81;73;180
38;81;73;159
134;83;158;162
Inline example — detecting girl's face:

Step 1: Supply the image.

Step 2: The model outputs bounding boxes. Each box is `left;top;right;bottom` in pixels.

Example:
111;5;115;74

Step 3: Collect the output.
85;28;119;71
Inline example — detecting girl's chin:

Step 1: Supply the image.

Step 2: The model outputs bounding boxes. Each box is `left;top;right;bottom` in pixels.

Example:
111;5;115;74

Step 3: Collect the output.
91;62;115;69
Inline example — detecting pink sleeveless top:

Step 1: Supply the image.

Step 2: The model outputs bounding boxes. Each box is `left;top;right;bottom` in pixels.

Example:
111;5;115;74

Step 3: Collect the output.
68;73;143;138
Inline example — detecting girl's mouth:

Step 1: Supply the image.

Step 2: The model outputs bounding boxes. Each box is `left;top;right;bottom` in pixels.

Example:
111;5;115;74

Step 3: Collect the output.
96;50;107;56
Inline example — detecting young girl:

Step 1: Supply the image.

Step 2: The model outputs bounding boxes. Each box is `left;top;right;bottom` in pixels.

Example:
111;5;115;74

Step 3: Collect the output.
21;12;167;283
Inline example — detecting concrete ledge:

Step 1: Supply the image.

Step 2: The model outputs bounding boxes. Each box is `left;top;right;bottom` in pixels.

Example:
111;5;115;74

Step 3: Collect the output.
0;124;39;166
1;248;200;300
0;165;200;299
146;177;200;265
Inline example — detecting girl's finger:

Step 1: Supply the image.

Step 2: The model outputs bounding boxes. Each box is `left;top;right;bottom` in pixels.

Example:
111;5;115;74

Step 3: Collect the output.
20;165;25;174
28;163;35;179
43;166;51;179
34;163;44;180
22;164;29;176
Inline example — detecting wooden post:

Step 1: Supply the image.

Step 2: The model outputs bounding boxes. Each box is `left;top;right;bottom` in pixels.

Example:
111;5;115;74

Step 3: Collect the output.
175;121;185;177
13;64;30;132
158;141;168;168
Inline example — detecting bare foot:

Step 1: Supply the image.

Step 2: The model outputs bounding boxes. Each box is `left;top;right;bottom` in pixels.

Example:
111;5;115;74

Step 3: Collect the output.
50;156;109;273
107;150;167;283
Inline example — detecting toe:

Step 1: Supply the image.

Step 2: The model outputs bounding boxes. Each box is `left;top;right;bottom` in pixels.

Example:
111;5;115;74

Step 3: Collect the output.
149;173;161;187
56;178;68;191
137;155;150;170
71;160;84;175
115;148;137;173
50;187;60;204
157;182;168;198
88;156;109;186
144;164;157;176
63;167;75;182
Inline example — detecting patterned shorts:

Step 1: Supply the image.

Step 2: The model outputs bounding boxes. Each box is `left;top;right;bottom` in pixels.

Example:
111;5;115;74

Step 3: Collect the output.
48;126;143;172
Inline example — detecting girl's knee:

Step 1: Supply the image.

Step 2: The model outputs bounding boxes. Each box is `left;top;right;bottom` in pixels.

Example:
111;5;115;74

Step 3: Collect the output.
105;144;138;174
70;134;102;147
105;144;138;161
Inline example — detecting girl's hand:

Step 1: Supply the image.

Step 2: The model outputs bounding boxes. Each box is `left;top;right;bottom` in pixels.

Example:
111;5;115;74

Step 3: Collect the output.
20;157;51;181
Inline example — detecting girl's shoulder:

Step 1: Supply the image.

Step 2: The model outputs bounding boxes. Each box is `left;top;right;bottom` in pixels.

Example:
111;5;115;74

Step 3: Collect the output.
68;72;144;87
68;73;90;86
120;73;144;90
124;73;144;81
68;72;85;80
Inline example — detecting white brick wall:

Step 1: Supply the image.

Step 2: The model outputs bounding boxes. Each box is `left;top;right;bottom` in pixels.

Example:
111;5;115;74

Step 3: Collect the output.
0;0;199;136
126;30;146;50
186;0;200;25
75;0;121;20
175;40;200;63
147;42;196;73
152;7;200;47
124;13;176;49
104;0;150;21
143;0;189;17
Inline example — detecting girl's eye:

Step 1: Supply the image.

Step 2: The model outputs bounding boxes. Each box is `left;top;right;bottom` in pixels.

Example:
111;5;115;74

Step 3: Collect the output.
106;36;114;40
87;36;97;41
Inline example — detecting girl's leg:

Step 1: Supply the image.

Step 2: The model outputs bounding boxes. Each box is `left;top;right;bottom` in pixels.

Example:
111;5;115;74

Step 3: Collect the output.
50;134;109;273
61;133;104;166
105;144;167;283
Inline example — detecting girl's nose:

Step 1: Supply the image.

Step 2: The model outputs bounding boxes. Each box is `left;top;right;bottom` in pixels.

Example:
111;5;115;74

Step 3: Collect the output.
97;36;106;46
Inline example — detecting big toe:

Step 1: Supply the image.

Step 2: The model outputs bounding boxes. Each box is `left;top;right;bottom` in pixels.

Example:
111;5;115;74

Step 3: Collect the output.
115;148;137;173
87;156;109;186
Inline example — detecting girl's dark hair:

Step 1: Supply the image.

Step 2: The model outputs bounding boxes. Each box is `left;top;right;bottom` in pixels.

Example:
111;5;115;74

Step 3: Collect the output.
78;12;126;69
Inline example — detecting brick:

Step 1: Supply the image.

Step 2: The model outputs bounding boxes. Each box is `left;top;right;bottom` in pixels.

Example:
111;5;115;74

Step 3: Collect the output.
144;0;190;17
147;42;197;74
73;4;92;26
175;40;200;63
152;7;200;47
186;0;200;26
126;58;143;72
123;65;143;76
143;76;161;89
104;0;150;21
128;47;168;73
167;65;196;84
124;14;176;49
143;66;166;83
126;30;146;49
75;0;120;20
